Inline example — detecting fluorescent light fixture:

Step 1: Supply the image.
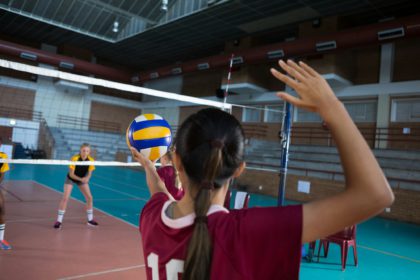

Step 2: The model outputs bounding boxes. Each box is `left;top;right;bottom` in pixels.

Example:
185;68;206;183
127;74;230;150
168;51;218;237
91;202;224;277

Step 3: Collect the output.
161;0;168;11
112;21;119;33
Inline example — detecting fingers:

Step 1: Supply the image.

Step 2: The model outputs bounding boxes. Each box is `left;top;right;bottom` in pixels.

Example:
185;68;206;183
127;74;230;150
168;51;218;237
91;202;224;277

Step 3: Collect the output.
280;60;308;81
270;68;300;89
298;61;318;77
276;92;316;112
276;92;304;107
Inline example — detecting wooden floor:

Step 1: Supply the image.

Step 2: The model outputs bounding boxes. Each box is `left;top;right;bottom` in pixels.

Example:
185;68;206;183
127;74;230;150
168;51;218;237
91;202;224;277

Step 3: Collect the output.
0;180;147;280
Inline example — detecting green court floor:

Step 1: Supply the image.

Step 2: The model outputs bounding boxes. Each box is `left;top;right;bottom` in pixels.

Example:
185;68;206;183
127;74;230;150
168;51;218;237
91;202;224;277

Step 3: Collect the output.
5;164;420;279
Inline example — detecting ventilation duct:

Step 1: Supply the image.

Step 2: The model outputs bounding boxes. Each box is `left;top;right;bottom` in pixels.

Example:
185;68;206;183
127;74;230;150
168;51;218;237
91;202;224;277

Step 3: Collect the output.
20;52;37;61
232;56;244;65
59;61;74;69
197;63;210;70
54;79;89;93
267;49;285;59
378;27;405;40
316;41;337;52
171;67;182;75
0;39;131;82
131;76;140;83
149;72;159;79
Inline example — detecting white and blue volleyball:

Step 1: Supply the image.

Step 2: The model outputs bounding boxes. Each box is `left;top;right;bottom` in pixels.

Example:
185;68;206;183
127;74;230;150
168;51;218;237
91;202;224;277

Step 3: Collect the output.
126;114;172;161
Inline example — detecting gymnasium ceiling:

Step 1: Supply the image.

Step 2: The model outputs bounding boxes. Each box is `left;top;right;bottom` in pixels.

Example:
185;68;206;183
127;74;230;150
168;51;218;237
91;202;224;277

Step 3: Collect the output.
0;0;419;70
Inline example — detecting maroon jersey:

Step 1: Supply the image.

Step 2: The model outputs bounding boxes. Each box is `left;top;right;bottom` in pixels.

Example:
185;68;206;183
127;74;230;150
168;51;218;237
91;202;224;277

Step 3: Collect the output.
140;192;302;280
157;166;184;200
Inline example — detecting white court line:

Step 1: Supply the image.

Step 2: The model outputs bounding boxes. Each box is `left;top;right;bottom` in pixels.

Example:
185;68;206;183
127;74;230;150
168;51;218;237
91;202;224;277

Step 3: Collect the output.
359;244;420;263
0;158;141;166
32;180;139;228
57;264;146;280
7;215;107;223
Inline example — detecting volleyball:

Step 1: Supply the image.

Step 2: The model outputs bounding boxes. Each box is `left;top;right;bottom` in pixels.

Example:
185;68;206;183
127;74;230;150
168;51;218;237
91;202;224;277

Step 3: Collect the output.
126;114;172;161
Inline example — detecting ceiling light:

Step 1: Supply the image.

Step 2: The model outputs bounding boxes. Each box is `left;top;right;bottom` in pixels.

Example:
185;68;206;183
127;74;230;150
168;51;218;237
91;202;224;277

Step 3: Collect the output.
112;21;119;33
161;0;168;11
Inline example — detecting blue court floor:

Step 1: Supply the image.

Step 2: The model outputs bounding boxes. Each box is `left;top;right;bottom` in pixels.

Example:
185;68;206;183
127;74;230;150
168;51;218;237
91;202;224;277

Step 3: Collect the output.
5;164;420;279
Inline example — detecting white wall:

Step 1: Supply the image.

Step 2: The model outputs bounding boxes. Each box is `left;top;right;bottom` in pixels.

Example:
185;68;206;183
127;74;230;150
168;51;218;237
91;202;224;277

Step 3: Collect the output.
0;117;39;149
34;76;91;127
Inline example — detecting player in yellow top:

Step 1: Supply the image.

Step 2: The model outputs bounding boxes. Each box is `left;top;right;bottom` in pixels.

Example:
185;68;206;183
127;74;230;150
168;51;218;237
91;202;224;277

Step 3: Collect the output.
54;143;98;229
0;138;11;250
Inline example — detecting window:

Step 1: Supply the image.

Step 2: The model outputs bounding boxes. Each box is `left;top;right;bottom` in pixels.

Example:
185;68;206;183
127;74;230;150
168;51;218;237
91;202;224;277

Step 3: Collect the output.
391;98;420;122
296;108;322;122
264;104;284;123
343;100;377;122
242;106;262;122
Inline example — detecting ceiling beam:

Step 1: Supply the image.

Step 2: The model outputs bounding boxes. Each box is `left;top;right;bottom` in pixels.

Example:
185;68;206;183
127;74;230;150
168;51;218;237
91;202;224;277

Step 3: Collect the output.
83;0;156;25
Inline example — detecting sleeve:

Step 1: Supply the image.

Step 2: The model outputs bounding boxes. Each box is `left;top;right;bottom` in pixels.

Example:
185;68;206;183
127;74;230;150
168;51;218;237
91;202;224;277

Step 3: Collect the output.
156;167;165;180
139;192;170;232
0;154;9;173
88;156;95;171
69;155;78;170
223;205;303;280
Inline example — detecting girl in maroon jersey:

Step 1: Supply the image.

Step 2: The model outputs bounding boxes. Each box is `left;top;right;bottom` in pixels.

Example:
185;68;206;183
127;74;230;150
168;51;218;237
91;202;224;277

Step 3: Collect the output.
132;60;394;280
157;151;184;200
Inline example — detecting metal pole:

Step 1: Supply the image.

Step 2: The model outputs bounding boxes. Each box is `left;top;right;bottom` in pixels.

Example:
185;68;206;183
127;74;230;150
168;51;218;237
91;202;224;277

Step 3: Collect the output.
277;102;292;206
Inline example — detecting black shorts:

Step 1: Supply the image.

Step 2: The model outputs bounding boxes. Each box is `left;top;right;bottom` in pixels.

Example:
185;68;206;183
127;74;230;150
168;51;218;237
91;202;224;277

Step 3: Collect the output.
65;177;86;186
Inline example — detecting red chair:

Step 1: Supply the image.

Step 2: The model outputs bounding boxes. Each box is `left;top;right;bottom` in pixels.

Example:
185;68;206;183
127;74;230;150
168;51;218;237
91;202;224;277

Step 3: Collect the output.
317;225;358;270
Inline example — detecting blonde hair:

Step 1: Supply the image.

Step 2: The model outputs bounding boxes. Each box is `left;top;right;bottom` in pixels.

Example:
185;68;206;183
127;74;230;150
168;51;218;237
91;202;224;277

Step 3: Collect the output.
80;143;90;149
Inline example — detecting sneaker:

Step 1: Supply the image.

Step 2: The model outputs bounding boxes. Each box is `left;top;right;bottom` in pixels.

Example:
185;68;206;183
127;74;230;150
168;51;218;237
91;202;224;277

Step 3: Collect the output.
53;221;62;229
0;240;12;250
87;220;98;227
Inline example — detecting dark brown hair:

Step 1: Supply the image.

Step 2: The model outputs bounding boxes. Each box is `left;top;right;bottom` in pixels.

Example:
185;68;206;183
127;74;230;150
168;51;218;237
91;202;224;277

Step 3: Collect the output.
174;108;244;279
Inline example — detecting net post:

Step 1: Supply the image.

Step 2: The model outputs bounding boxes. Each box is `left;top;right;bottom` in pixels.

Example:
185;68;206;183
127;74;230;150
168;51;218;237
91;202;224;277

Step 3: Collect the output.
277;102;292;206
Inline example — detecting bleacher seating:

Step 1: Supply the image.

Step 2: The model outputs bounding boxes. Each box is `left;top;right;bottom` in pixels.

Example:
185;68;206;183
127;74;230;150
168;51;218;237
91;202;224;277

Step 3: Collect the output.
49;127;127;161
244;139;420;191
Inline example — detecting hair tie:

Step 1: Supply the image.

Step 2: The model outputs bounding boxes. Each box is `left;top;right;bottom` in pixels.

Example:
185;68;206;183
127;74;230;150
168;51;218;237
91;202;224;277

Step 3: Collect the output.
194;216;208;224
211;139;224;149
201;181;214;190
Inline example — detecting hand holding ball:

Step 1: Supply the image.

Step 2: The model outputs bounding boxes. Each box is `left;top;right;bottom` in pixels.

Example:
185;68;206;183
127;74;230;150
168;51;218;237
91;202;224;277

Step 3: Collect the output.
126;114;172;161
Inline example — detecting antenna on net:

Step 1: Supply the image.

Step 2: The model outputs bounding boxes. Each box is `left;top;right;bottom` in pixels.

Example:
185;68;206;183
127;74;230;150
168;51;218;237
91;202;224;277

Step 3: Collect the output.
223;53;235;114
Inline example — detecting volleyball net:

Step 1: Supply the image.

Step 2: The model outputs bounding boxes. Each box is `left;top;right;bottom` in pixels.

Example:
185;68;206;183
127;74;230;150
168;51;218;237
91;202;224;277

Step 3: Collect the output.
0;58;289;198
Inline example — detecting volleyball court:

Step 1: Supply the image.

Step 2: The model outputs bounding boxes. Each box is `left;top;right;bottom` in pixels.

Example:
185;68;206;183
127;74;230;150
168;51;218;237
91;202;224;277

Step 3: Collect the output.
0;58;288;279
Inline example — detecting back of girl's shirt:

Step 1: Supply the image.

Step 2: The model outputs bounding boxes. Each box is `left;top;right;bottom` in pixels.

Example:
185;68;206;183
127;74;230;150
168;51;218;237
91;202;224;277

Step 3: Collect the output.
157;166;184;200
139;192;302;280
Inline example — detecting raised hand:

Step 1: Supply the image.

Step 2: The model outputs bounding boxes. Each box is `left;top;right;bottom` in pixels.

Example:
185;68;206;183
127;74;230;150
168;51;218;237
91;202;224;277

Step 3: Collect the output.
130;147;155;170
270;60;340;121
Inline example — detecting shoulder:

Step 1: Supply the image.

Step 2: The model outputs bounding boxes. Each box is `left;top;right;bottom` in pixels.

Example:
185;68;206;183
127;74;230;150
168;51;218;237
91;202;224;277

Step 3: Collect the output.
212;205;303;238
158;166;175;175
0;152;8;159
70;154;80;161
145;192;170;210
140;192;170;222
87;156;95;161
